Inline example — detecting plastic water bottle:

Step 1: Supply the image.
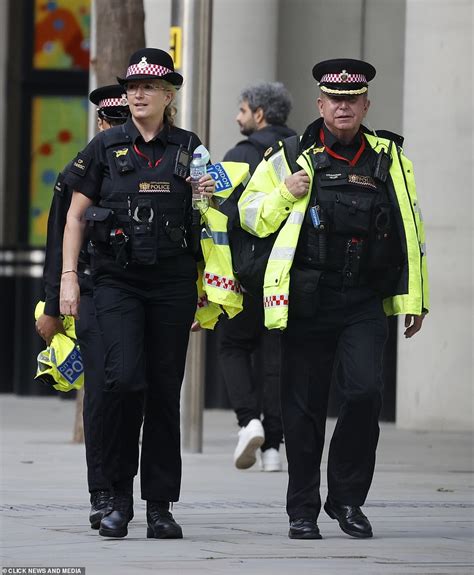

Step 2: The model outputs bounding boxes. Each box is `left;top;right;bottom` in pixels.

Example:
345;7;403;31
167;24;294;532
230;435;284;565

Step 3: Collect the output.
190;145;209;211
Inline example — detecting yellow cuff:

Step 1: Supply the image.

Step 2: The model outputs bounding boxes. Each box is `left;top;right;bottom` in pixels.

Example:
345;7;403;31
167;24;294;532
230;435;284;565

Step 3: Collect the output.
279;182;299;204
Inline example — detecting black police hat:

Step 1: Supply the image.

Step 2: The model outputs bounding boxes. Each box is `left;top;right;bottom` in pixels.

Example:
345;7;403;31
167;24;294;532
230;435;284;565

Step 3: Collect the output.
117;48;183;88
89;84;128;108
312;58;376;96
89;84;129;122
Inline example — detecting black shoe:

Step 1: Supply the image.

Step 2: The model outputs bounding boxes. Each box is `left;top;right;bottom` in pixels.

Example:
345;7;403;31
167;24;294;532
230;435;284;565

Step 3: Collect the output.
146;502;183;539
99;492;134;538
288;518;322;539
324;499;373;538
89;490;111;529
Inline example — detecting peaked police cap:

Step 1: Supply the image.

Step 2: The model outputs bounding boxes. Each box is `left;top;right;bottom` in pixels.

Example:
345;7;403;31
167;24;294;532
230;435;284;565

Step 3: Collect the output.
117;48;183;88
312;58;376;96
89;84;128;109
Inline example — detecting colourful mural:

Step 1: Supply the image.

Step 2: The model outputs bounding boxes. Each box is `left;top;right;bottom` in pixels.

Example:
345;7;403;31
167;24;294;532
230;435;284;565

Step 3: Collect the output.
29;96;89;245
34;0;90;70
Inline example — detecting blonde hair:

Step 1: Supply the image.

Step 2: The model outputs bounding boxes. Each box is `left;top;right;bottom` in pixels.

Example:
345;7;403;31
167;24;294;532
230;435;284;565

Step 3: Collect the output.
156;79;178;126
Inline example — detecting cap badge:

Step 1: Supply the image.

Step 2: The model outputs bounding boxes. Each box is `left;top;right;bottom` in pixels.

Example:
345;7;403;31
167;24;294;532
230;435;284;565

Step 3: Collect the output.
119;95;128;106
138;57;148;69
339;70;349;81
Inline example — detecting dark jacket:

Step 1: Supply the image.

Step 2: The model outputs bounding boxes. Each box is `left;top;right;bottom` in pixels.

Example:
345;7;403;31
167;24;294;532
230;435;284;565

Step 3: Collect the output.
223;124;296;174
43;162;89;316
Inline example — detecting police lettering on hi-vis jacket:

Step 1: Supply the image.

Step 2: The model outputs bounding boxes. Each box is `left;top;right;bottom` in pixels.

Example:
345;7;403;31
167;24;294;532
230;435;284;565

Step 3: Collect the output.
35;84;130;530
238;58;428;540
59;48;217;540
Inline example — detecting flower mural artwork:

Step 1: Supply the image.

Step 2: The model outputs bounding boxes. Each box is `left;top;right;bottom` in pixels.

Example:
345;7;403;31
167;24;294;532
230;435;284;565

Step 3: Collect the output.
34;0;90;70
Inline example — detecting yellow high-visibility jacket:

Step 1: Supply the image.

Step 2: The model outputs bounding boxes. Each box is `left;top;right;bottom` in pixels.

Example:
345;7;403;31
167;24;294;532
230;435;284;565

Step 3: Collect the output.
238;131;429;330
196;161;250;326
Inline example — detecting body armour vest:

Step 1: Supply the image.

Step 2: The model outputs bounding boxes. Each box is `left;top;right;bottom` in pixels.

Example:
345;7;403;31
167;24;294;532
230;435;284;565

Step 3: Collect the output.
98;125;193;265
294;140;403;288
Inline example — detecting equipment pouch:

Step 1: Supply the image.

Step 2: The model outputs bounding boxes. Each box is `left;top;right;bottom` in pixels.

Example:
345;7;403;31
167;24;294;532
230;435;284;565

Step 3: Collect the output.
130;197;157;265
84;206;115;243
289;267;322;319
333;193;373;236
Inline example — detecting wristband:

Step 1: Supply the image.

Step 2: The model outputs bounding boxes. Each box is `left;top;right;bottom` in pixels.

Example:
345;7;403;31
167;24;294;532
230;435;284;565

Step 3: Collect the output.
61;270;78;275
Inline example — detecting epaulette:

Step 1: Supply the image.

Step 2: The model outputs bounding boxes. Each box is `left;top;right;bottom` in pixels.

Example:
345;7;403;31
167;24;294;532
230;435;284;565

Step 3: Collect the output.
102;125;131;149
263;140;284;160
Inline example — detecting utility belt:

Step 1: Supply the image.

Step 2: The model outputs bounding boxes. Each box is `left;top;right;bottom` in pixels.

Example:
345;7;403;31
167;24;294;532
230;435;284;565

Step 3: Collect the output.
84;200;194;268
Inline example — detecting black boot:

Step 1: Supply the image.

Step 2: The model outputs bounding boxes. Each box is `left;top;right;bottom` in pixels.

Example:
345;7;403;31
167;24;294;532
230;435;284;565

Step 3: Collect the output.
146;501;183;539
89;490;111;530
99;492;134;538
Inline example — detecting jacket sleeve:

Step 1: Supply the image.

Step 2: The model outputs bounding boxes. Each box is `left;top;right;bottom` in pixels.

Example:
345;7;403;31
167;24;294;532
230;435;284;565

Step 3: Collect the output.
399;151;429;312
43;174;73;317
238;154;297;238
382;147;430;316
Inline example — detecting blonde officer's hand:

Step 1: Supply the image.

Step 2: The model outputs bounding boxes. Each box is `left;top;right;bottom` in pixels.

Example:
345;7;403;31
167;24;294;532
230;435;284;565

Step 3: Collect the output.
60;272;81;319
186;174;216;199
285;170;310;198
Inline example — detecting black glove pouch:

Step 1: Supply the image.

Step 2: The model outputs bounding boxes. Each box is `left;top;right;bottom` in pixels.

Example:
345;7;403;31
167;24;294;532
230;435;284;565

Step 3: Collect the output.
289;267;322;319
84;206;115;244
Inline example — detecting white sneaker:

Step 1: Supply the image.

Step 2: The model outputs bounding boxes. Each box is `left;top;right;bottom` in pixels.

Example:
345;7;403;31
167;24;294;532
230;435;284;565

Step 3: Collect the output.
261;448;282;472
233;419;265;469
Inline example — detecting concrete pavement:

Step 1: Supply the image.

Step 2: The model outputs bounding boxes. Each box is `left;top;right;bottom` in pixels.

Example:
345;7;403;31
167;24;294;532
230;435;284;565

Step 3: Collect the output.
0;395;473;575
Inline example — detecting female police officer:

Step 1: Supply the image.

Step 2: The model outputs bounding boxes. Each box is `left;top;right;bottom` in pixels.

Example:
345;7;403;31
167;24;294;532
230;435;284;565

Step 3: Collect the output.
59;48;215;539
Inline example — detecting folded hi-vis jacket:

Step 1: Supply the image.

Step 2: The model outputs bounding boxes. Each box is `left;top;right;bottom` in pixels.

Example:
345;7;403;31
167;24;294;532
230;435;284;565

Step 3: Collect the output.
238;132;429;330
194;161;250;328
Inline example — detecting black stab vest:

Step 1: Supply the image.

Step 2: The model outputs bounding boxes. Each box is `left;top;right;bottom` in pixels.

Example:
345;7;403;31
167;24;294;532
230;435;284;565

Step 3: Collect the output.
295;144;403;287
99;126;193;264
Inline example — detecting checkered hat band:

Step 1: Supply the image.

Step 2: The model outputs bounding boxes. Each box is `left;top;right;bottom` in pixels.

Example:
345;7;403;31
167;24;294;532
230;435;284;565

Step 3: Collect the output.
126;64;173;78
320;73;367;84
99;97;127;108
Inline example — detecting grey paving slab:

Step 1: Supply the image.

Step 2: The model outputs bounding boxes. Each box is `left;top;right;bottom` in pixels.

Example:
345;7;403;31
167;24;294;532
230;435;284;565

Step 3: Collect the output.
0;395;473;575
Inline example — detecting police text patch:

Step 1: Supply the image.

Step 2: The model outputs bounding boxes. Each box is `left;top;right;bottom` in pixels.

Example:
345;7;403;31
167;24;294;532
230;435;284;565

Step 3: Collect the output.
70;153;92;177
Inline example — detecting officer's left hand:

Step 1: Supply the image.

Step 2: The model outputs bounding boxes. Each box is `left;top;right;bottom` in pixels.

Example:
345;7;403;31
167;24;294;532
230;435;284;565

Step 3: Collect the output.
404;313;426;338
187;174;216;199
190;321;202;332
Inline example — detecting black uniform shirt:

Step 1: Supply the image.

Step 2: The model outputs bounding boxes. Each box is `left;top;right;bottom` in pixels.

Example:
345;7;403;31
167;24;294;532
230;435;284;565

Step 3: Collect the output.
64;117;201;201
321;123;374;166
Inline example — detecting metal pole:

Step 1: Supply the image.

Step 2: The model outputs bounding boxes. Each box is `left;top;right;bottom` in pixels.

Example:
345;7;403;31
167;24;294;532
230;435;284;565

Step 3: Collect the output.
171;0;213;453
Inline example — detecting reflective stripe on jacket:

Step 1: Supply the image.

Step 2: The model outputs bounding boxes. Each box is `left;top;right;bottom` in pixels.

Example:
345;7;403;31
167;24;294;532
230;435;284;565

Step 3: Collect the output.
238;135;429;330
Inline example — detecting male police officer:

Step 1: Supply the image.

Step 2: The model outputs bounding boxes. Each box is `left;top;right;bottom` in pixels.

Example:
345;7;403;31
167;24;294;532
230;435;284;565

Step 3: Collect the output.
36;85;129;529
238;59;428;539
218;82;295;472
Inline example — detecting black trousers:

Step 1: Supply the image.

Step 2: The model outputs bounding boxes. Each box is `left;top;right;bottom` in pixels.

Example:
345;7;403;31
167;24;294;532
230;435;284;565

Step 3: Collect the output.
92;254;197;501
217;291;283;451
281;284;388;521
75;274;108;493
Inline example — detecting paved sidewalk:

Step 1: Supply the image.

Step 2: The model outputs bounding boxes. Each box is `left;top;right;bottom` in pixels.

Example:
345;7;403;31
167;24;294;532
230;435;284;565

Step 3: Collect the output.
0;395;473;575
